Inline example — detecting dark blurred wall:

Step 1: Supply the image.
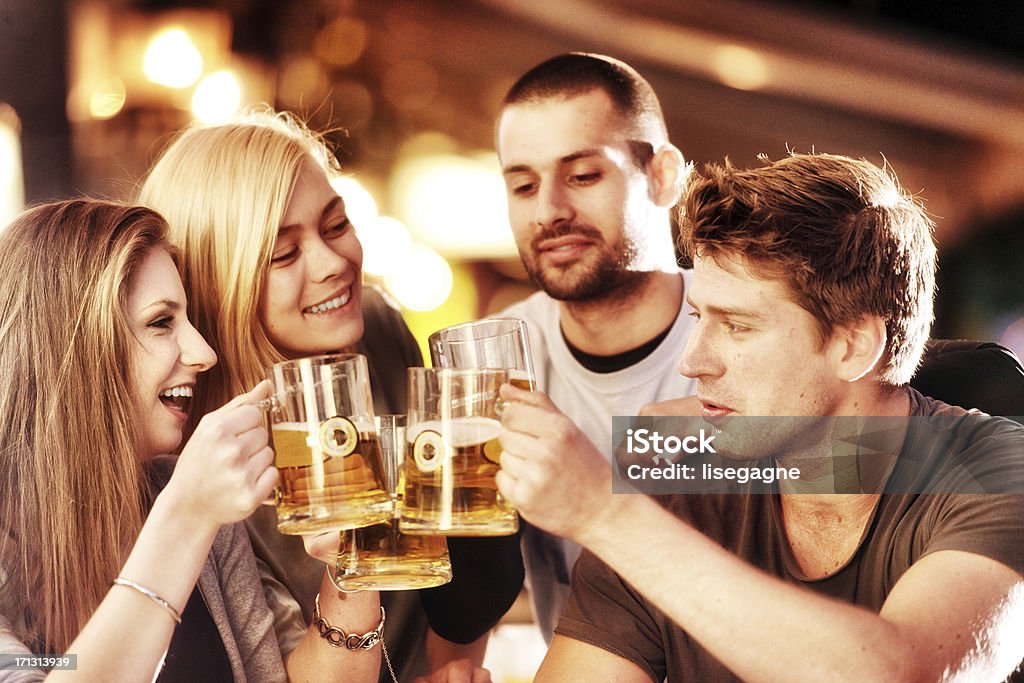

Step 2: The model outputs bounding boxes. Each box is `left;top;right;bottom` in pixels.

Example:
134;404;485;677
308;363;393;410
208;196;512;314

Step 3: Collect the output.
0;0;73;203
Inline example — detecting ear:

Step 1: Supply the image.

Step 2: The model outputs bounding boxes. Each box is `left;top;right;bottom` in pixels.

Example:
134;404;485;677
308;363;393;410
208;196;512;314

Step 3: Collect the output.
832;316;887;383
647;143;686;208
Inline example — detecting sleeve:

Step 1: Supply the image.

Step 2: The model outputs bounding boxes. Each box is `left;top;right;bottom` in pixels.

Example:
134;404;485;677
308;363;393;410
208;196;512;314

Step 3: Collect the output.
554;549;666;683
213;523;288;682
417;527;525;643
922;492;1024;576
252;555;307;656
0;613;46;683
920;428;1024;576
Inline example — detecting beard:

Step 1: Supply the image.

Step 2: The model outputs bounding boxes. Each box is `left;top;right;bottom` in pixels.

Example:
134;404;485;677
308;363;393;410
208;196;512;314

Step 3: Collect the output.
521;221;649;302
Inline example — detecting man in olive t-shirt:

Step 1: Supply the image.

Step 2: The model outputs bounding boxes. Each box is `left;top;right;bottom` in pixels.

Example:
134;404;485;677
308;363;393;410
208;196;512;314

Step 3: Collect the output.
495;153;1024;681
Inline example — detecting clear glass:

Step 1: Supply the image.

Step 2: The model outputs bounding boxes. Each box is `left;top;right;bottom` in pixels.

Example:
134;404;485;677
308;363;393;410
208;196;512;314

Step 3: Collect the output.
265;353;391;534
428;318;536;390
400;367;518;536
333;414;453;591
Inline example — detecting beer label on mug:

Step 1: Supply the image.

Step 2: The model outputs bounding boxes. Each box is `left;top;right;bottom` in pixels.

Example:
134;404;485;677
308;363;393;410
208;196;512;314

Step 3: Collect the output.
413;429;447;473
318;416;360;458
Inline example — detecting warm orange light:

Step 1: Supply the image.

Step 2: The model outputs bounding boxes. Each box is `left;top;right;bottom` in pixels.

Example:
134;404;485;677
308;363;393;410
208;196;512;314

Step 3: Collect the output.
0;105;24;230
191;70;241;122
143;27;204;88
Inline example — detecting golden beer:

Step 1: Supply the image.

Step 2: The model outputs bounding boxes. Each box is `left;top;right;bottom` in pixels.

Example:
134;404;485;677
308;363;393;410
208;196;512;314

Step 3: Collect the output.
334;517;452;591
401;416;518;536
273;422;391;534
508;374;534;391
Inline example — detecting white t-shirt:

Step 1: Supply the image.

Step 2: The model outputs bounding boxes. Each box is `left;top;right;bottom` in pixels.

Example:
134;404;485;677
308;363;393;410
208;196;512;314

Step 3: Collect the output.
499;270;697;641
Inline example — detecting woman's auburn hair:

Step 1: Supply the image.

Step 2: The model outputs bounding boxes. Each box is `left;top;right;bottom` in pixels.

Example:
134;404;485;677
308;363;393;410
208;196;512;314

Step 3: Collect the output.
138;108;341;430
0;199;167;652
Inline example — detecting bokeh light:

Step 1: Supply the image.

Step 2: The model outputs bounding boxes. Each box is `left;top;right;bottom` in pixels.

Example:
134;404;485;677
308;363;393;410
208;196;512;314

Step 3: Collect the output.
392;152;516;259
385;243;454;311
143;28;203;88
712;45;769;91
191;70;242;123
0;106;24;231
359;216;414;277
88;76;126;119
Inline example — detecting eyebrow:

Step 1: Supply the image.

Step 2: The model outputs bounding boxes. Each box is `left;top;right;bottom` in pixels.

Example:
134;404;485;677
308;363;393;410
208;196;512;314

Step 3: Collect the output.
502;148;605;175
140;299;184;314
686;297;766;321
277;196;346;234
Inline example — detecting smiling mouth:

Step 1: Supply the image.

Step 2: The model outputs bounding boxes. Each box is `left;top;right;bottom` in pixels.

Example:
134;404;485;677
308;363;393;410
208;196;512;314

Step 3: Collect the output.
304;289;351;315
159;385;193;413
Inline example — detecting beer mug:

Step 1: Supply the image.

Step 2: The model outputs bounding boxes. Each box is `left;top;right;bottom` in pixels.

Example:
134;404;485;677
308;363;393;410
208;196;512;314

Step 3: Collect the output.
428;318;536;390
400;367;518;536
332;415;453;591
265;353;391;535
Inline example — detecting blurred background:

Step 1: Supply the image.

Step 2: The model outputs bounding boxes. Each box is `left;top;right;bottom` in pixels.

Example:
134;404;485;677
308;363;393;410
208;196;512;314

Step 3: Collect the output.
2;0;1023;679
3;0;1024;360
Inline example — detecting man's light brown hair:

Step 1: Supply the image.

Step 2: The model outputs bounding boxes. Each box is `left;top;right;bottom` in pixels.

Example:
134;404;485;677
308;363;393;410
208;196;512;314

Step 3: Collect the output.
679;152;936;386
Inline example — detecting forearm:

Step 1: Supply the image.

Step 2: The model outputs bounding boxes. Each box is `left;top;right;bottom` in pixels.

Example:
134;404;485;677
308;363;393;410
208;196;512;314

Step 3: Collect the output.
284;572;381;683
575;494;917;683
425;629;489;671
50;493;219;681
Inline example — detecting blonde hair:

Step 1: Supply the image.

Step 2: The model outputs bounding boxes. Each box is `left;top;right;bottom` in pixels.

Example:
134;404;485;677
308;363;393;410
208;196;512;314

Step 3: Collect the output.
138;108;341;424
0;199;166;652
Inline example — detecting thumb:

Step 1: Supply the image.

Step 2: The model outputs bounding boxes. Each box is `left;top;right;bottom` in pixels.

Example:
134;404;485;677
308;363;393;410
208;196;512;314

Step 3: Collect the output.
223;379;273;409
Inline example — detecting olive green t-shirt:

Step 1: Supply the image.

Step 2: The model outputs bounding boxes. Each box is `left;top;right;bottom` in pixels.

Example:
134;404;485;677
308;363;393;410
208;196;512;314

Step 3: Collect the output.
558;391;1024;682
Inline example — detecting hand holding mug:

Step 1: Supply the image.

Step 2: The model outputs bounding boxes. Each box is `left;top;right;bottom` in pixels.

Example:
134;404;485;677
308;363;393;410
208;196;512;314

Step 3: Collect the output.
167;380;278;527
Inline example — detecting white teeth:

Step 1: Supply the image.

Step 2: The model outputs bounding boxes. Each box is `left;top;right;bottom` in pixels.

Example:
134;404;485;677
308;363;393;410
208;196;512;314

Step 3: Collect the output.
160;386;193;398
307;291;350;314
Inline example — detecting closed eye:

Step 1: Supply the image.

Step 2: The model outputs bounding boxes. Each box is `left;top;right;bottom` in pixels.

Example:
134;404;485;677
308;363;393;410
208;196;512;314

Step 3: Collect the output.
323;218;351;238
271;247;298;265
510;181;536;197
148;315;173;330
570;172;601;185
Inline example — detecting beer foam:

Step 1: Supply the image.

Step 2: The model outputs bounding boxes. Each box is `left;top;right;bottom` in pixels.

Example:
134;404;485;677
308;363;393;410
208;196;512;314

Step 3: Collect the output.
407;416;501;447
272;418;373;433
272;422;314;432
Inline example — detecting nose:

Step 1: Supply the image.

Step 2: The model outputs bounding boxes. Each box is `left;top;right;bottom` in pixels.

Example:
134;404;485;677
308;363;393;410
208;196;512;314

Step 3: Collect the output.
677;320;720;381
534;180;574;230
308;234;354;284
181;321;218;372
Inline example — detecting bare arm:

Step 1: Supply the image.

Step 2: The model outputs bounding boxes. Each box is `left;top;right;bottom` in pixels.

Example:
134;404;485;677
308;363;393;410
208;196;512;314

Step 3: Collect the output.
425;629;489;672
283;572;382;683
49;382;278;681
534;635;652;683
498;384;1024;683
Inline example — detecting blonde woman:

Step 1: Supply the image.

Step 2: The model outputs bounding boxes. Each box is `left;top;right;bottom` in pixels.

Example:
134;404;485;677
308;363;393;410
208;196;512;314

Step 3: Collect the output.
0;200;381;681
139;110;520;682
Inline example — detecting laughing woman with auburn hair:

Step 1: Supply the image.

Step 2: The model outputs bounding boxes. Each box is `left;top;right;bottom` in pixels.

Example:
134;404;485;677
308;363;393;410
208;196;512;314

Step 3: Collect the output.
0;200;380;682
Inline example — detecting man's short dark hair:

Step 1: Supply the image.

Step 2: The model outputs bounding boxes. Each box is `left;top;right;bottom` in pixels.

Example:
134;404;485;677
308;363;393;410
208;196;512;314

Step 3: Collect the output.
679;153;936;386
501;53;668;166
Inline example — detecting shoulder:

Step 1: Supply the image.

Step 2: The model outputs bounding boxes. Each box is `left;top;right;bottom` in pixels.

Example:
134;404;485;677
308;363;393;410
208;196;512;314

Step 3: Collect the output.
898;389;1024;495
499;290;554;321
498;291;559;344
361;283;406;331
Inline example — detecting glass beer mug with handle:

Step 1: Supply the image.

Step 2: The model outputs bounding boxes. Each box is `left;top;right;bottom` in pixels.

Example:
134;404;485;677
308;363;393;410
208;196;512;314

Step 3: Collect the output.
428;318;536;390
265;353;392;535
401;367;518;536
332;414;453;591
